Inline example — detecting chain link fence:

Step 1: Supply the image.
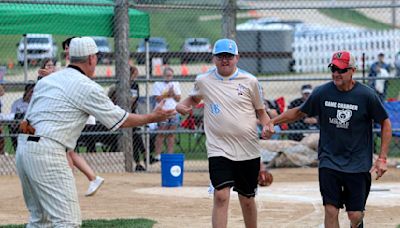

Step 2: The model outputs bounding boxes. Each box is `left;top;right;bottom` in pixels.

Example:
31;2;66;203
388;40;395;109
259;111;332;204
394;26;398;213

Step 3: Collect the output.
0;0;399;175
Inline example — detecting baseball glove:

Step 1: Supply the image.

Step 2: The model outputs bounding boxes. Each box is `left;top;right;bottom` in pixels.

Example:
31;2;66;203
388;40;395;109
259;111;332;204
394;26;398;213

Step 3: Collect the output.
19;120;35;135
258;169;273;187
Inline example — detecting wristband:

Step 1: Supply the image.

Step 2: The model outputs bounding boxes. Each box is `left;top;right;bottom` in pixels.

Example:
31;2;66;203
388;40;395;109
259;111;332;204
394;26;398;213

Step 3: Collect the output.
377;158;387;164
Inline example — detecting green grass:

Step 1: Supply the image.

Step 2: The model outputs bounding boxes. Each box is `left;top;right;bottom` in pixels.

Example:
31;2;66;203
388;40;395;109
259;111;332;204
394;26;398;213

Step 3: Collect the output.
0;218;156;228
137;7;250;52
144;9;227;51
387;79;400;100
318;8;392;29
174;132;207;160
2;125;16;154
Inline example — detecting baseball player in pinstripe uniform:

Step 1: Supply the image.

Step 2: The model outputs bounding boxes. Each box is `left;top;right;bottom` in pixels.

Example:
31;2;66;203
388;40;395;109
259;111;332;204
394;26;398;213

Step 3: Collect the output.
16;37;176;227
176;39;272;228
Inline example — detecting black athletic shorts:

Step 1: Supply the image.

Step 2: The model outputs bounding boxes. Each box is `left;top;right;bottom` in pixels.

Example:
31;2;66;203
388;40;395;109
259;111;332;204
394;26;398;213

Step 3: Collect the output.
319;167;371;211
209;156;260;198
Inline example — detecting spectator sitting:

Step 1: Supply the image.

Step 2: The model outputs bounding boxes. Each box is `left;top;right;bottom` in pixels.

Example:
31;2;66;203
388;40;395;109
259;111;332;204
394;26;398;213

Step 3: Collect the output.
287;84;319;141
10;82;35;149
11;82;35;119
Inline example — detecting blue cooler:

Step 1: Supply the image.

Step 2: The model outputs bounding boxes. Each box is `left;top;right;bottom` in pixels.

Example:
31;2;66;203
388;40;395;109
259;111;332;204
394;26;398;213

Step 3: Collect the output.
161;153;184;187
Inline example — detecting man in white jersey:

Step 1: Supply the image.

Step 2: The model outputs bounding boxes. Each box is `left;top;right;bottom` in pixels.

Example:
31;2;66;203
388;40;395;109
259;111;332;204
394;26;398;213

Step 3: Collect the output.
176;38;271;228
15;37;176;227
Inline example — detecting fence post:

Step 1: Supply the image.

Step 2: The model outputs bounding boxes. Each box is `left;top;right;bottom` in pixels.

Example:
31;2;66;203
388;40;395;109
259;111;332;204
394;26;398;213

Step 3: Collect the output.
115;0;133;172
222;0;236;39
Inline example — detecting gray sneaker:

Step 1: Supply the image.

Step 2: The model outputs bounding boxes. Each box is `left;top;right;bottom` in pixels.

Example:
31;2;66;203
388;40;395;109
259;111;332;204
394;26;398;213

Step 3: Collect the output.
85;176;104;197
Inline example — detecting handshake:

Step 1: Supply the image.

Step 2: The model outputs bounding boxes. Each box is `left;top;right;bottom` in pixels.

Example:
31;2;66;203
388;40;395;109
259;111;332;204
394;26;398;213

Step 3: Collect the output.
260;120;276;139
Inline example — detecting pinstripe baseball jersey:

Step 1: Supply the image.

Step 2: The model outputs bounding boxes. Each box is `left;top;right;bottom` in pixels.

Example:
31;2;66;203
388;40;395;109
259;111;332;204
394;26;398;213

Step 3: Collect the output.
189;68;265;161
25;66;128;150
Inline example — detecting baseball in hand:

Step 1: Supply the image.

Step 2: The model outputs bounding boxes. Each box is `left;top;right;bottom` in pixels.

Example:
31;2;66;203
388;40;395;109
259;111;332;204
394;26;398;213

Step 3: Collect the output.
258;170;273;187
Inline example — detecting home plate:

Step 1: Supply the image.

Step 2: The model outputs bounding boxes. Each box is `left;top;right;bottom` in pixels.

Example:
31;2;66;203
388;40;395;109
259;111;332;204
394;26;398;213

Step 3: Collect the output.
134;182;400;207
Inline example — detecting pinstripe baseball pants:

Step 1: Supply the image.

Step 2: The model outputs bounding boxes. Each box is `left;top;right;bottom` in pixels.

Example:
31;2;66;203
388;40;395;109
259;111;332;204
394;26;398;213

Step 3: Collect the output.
16;134;81;227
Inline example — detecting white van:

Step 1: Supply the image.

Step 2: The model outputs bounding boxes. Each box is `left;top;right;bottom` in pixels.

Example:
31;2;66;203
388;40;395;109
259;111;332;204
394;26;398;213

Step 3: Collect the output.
17;34;58;65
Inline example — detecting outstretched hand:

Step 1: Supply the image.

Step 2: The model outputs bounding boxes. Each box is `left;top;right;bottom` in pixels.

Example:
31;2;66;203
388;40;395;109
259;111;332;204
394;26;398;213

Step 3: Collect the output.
152;99;177;122
175;103;192;115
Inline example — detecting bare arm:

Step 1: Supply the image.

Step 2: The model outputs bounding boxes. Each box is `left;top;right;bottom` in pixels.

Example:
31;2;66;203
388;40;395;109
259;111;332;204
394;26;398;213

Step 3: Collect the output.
271;107;307;125
256;109;272;139
370;118;392;180
378;118;392;159
265;107;307;136
121;100;176;128
176;96;202;115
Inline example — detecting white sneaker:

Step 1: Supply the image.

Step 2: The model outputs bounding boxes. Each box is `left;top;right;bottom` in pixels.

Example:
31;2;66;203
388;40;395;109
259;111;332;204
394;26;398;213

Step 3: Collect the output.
85;176;104;197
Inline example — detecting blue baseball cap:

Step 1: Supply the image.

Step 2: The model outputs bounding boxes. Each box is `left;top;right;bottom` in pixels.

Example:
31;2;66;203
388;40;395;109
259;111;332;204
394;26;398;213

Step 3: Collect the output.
212;38;238;55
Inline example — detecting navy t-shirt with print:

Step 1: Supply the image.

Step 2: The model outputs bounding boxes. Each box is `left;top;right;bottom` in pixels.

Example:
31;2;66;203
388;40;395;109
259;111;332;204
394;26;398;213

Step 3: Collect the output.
300;81;388;173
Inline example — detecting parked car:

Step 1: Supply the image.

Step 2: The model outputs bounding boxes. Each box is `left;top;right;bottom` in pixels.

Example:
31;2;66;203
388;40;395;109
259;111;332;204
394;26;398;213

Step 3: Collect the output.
136;37;169;65
91;36;112;64
181;38;212;63
17;34;58;66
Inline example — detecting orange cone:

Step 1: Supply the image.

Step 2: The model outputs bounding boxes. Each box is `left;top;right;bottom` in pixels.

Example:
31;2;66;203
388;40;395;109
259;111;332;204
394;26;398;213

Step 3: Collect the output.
181;64;189;77
155;64;162;76
248;10;258;17
7;59;14;70
201;65;208;73
106;66;112;77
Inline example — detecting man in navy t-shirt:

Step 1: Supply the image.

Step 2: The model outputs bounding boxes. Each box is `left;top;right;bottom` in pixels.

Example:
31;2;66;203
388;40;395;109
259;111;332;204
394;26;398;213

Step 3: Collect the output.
266;50;392;228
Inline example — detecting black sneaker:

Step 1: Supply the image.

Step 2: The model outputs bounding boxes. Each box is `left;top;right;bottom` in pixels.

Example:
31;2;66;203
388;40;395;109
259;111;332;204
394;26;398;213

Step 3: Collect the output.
150;157;160;164
135;164;146;172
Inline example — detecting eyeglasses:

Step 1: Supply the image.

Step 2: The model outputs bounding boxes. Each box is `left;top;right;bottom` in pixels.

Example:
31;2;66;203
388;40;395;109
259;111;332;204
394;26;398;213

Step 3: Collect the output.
329;66;351;74
215;54;235;61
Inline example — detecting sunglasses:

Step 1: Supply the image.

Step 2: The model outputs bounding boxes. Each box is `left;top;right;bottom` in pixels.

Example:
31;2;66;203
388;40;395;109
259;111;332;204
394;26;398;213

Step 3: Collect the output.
215;54;235;61
329;66;351;74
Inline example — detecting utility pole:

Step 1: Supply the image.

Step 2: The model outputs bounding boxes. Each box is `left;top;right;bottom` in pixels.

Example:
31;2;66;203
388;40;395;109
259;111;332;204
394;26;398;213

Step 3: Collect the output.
115;0;133;172
392;0;397;29
222;0;236;39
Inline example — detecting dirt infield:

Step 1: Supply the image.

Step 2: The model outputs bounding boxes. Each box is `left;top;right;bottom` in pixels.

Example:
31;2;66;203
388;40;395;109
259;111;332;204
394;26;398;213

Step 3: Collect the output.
1;168;399;227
